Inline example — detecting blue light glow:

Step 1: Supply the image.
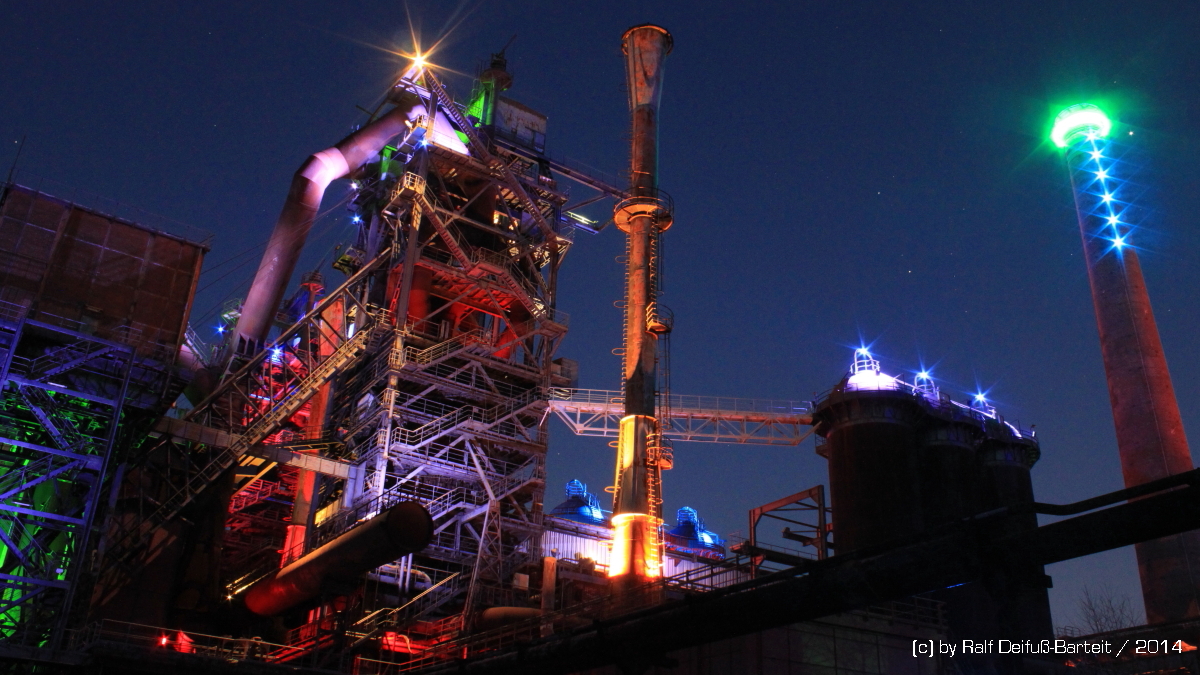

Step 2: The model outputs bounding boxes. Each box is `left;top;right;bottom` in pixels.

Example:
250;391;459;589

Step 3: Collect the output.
974;393;987;403
1079;135;1133;253
350;182;359;190
216;325;225;334
270;347;284;362
917;371;930;380
352;215;363;223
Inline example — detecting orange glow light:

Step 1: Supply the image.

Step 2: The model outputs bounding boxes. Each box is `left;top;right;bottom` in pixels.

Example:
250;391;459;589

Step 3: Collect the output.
609;513;663;579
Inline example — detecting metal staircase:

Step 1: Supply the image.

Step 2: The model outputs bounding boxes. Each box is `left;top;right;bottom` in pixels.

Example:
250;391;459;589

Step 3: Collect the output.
27;339;116;382
96;256;391;598
388;386;542;451
18;386;92;454
137;323;376;545
404;328;490;367
349;571;466;650
418;200;561;328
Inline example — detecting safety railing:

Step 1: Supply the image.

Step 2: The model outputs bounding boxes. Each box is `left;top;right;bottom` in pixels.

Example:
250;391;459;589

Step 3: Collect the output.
69;620;305;664
405;329;490;366
309;482;472;552
818;376;1038;441
351;571;465;642
548;388;811;417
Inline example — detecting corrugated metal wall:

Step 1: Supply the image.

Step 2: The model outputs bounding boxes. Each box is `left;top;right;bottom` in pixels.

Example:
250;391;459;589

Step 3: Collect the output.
0;184;206;357
541;526;612;569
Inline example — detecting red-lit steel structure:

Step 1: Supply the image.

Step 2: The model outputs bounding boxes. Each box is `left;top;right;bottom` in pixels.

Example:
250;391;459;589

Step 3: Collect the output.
88;53;588;664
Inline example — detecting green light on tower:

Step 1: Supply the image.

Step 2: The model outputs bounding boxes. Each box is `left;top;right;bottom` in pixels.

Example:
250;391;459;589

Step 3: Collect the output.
1051;103;1113;148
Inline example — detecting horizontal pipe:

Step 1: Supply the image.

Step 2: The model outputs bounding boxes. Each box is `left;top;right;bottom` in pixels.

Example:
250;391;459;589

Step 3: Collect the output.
1031;486;1200;566
244;501;432;616
423;478;1200;675
1031;466;1200;516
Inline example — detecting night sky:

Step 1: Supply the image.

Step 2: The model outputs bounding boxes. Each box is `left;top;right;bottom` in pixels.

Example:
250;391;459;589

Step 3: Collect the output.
4;1;1200;631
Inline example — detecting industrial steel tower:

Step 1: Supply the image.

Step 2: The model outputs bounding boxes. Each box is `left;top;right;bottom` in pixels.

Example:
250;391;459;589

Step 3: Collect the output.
1052;103;1200;623
90;52;603;657
609;24;675;589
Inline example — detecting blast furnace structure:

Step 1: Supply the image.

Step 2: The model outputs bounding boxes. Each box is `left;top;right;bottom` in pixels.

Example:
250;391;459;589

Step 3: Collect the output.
5;25;1200;675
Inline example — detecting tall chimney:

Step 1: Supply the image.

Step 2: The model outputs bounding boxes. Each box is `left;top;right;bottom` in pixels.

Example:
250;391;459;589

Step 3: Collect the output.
1052;103;1200;623
609;24;674;591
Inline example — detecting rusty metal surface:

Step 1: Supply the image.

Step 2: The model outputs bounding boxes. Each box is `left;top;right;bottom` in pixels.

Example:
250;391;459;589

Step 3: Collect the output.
0;183;207;359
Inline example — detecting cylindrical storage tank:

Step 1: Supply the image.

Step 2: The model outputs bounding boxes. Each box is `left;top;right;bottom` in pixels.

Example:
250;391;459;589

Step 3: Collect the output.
921;413;1009;670
813;384;924;554
916;412;984;528
978;434;1039;513
977;432;1053;643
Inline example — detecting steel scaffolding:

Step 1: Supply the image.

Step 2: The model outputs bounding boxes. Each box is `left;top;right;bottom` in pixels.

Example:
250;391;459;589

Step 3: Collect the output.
0;305;136;658
90;63;610;665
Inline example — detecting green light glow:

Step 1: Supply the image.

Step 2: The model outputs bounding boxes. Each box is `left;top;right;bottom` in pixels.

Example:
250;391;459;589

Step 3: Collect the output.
1051;103;1112;148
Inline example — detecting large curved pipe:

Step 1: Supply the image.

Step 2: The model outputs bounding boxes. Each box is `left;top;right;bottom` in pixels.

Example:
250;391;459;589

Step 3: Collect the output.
244;501;433;616
232;92;422;354
177;340;217;405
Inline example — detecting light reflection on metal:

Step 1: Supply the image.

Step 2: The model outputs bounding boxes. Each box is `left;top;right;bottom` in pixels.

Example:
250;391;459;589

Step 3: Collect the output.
609;513;663;579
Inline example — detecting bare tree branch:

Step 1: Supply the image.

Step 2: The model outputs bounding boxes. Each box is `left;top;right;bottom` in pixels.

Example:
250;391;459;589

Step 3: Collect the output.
1078;584;1137;634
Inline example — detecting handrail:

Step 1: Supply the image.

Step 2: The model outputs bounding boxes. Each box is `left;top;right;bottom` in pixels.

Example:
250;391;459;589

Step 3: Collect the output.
353;571;463;632
549;388;811;417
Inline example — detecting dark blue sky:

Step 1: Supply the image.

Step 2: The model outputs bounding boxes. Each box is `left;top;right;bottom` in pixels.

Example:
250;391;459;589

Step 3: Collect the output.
4;0;1200;630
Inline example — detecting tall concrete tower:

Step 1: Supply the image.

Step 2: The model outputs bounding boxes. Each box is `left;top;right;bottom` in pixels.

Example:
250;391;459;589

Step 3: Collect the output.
1052;103;1200;623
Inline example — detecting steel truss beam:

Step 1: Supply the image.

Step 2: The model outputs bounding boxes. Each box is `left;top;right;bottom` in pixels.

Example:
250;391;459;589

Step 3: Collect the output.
548;388;814;445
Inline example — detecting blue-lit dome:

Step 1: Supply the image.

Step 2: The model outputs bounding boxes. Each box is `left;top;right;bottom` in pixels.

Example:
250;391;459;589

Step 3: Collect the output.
664;506;725;558
549;480;607;525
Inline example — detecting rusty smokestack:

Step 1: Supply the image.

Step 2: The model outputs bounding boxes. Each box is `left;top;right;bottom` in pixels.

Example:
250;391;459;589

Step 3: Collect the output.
609;24;674;588
1053;104;1200;623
